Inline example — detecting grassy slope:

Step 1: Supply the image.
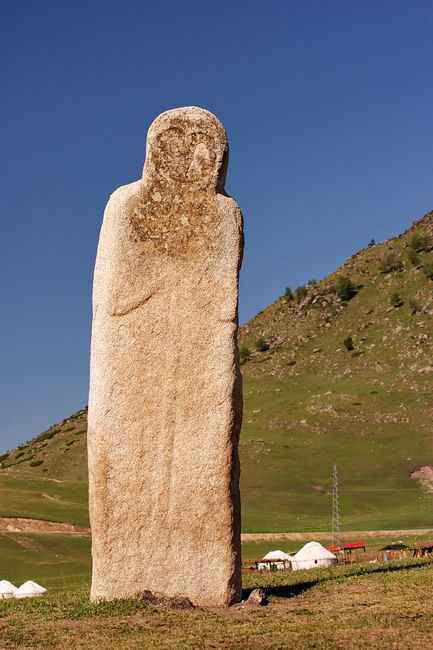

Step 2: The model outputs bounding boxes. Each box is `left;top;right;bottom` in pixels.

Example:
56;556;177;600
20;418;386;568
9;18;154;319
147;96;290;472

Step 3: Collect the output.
240;210;433;531
0;408;88;482
1;211;433;533
0;474;88;527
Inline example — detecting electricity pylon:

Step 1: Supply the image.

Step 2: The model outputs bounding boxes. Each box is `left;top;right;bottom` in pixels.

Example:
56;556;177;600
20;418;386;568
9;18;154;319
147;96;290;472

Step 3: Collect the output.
331;464;342;548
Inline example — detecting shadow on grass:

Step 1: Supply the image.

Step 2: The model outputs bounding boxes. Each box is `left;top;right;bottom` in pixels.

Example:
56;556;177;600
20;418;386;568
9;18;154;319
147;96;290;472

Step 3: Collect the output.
242;558;433;601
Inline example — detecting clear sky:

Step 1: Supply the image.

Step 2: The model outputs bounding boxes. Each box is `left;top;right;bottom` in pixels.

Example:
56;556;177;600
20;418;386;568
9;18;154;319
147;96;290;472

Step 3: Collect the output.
2;1;433;450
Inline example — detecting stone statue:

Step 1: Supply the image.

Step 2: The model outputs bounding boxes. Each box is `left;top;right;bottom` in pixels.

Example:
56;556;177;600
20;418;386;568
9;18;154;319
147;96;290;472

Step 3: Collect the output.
88;107;244;607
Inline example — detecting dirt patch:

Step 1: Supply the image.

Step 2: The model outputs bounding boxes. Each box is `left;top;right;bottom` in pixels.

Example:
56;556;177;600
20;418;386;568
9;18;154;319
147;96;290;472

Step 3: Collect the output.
0;517;89;535
410;465;433;495
41;492;63;502
5;534;42;551
0;517;430;540
241;528;433;542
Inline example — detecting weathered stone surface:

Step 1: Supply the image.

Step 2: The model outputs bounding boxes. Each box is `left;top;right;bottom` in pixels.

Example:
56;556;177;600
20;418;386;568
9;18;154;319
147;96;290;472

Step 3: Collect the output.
88;107;243;607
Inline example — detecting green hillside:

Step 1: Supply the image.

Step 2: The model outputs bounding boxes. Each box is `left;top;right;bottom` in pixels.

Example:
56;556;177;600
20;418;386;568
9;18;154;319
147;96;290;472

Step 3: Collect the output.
2;210;433;533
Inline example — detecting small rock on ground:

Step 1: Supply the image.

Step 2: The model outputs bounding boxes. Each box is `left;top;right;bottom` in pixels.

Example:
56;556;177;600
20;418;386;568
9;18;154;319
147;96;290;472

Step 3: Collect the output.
244;588;268;607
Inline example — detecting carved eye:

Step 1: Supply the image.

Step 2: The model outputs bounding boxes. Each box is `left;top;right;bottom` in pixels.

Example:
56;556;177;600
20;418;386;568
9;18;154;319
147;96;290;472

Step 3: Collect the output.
187;143;211;180
154;127;216;183
156;128;189;179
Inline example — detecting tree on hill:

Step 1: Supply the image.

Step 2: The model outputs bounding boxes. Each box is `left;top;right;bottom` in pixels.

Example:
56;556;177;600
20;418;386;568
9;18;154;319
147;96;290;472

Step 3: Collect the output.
408;248;421;266
409;231;428;252
295;285;308;301
335;276;358;301
422;260;433;279
409;298;420;315
380;252;404;274
343;336;354;351
390;292;404;308
239;345;251;363
255;337;269;352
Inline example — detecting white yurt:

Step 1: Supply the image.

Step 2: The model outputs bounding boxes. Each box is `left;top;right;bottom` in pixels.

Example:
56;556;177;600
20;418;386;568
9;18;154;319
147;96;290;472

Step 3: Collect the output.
257;549;293;571
0;580;17;599
14;580;47;599
263;550;292;561
291;541;337;571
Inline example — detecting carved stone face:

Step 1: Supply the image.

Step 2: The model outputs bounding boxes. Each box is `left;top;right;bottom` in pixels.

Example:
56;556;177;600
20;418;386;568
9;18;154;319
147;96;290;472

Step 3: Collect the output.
154;126;216;184
144;107;228;191
130;107;228;257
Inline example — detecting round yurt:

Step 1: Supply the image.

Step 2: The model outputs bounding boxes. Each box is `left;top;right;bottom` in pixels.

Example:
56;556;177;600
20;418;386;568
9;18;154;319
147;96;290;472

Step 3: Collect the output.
14;581;47;599
257;549;292;571
0;580;17;599
291;541;337;571
263;550;292;561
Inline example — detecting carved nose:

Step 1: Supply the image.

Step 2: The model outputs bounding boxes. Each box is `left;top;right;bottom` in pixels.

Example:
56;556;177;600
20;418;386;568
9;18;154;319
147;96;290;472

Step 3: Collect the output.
187;143;211;179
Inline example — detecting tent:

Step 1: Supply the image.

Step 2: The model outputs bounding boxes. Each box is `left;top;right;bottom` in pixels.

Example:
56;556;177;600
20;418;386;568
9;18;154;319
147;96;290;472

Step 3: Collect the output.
263;550;291;561
291;541;337;571
0;580;17;599
257;549;292;571
14;580;47;599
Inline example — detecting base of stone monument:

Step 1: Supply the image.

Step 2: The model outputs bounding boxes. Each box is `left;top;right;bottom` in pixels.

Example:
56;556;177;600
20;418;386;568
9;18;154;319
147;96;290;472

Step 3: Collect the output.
140;590;195;610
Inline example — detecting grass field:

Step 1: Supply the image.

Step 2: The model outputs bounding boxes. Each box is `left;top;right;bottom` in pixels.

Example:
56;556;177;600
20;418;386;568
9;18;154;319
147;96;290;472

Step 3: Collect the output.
0;534;91;594
1;558;433;648
1;531;433;598
0;474;88;528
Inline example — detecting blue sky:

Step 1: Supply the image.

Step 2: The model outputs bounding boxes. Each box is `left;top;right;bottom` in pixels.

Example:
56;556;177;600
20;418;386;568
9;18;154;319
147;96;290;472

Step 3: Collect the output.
2;1;433;449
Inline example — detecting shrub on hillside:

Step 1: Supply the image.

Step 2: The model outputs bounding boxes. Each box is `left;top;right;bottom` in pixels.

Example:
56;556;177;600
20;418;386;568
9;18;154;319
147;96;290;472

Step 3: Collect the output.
29;460;44;467
284;286;293;300
335;276;358;301
409;298;420;315
390;292;404;308
295;285;308;301
255;338;269;352
422;260;433;279
407;248;421;266
239;345;251;362
380;253;404;274
409;232;428;252
37;427;61;442
368;238;376;247
343;336;354;351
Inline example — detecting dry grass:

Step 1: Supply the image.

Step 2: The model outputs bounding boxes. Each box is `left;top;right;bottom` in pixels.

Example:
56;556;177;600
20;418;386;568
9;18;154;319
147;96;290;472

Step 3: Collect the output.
1;559;432;648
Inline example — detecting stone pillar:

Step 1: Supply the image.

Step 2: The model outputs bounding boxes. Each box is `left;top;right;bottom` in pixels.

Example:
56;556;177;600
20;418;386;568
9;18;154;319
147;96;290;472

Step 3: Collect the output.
88;107;243;607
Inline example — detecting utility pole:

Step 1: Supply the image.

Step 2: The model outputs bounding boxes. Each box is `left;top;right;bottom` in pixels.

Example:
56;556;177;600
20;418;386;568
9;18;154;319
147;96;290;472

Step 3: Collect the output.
331;464;342;548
